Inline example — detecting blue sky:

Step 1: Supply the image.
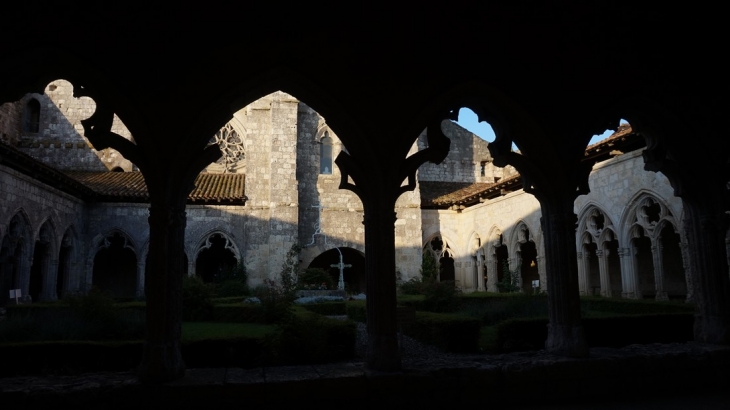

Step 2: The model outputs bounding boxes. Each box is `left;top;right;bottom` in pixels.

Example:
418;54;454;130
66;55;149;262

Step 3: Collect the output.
453;108;626;147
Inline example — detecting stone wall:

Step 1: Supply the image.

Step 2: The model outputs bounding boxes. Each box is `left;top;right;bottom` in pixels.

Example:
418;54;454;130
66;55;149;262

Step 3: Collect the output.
12;80;134;171
0;164;88;300
417;121;517;183
0;101;21;144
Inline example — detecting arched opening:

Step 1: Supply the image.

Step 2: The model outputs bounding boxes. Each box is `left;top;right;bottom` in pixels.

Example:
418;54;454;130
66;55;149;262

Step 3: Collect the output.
319;132;333;174
29;241;49;302
604;238;622;297
0;236;25;306
439;252;455;282
632;227;655;298
308;247;366;293
57;231;74;299
660;224;687;300
520;241;539;294
583;241;600;295
23;98;40;133
495;235;508;285
195;233;237;283
92;233;137;299
57;244;71;299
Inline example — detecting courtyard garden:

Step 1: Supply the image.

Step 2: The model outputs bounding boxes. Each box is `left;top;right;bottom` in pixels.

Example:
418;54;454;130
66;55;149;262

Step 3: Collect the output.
0;264;695;377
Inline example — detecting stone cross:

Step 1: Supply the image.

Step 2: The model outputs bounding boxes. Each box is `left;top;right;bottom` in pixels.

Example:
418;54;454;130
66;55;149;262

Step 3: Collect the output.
330;247;352;290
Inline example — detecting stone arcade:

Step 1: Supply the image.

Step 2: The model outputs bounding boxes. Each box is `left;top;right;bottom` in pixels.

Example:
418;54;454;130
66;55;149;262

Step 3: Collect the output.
0;4;727;384
0;86;693;303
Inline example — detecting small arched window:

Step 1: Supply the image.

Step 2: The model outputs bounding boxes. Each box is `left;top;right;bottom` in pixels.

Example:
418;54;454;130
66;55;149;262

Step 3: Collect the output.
24;98;41;133
320;132;333;174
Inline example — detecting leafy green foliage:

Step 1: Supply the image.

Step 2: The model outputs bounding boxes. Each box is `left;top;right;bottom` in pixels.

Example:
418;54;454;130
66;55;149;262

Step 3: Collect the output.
279;243;302;295
422;280;461;312
420;250;439;282
215;261;249;297
255;279;295;324
298;267;334;290
497;260;520;293
182;275;216;321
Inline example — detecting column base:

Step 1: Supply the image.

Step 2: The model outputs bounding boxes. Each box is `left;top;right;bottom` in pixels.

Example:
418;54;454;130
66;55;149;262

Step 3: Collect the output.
366;334;402;372
694;313;730;344
545;323;589;358
655;291;668;301
138;341;186;384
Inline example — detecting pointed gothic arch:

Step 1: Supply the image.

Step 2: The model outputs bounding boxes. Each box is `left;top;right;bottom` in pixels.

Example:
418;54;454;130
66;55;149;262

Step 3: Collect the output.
194;231;240;283
423;233;456;283
0;211;33;304
29;219;57;301
56;226;79;299
92;230;138;299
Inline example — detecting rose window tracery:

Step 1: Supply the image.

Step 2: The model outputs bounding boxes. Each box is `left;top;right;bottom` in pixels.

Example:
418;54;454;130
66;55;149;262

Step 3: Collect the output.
210;123;245;173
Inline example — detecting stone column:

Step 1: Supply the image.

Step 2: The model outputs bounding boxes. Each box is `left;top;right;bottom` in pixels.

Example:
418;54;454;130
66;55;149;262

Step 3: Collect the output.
138;204;187;383
476;252;485;291
508;256;522;291
136;261;145;298
536;255;547;292
650;243;668;301
335;116;450;371
618;247;639;299
488;125;589;358
487;253;499;293
576;251;587;295
40;258;59;301
641;121;730;344
679;241;694;303
596;249;611;297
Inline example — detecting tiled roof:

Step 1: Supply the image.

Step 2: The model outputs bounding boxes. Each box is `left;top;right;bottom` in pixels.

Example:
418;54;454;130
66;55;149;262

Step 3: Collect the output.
420;174;522;207
422;124;643;209
65;171;246;204
420;181;482;207
585;123;635;153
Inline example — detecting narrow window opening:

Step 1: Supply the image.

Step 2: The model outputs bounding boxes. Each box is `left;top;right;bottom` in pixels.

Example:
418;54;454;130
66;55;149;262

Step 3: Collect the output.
320;132;333;174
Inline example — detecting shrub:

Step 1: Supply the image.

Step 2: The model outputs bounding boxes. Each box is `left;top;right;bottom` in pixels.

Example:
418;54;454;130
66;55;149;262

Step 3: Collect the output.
421;251;439;282
215;261;248;285
298;268;334;290
497;260;520;293
399;277;426;295
406;311;481;353
255;279;295;324
216;279;249;297
422;280;461;313
268;309;356;365
183;275;216;321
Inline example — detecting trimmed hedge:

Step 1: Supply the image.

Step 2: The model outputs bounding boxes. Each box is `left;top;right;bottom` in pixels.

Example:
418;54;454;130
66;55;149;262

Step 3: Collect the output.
406;311;481;353
0;311;357;376
346;300;480;353
346;300;367;323
299;301;347;316
580;296;694;315
495;313;695;352
268;309;356;365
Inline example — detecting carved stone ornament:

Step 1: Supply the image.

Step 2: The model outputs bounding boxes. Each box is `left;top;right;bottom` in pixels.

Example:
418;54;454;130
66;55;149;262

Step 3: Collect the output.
210;123;245;173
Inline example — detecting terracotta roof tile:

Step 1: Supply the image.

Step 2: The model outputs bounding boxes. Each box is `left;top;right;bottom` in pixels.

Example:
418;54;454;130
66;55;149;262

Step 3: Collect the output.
64;171;246;203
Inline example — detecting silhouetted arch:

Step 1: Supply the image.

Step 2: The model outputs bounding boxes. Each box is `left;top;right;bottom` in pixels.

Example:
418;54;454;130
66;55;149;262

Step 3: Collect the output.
0;212;32;304
195;233;238;283
92;232;138;299
29;220;56;302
